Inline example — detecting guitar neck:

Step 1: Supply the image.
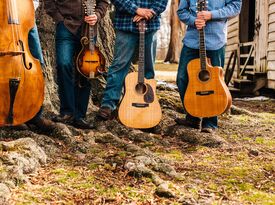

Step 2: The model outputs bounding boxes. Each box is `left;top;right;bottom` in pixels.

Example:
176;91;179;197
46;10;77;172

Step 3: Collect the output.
199;28;207;70
138;28;145;84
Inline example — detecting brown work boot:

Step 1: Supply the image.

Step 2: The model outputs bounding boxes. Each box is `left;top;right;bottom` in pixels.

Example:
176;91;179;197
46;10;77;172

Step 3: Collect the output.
201;127;216;133
175;118;201;129
52;114;73;124
28;117;57;132
97;106;113;120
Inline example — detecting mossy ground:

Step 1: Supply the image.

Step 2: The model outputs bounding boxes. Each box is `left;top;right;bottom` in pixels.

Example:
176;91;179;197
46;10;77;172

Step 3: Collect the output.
10;99;275;204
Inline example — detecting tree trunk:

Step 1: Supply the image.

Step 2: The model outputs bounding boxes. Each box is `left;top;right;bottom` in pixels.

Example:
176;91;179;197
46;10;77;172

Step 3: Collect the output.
35;4;115;112
164;0;185;64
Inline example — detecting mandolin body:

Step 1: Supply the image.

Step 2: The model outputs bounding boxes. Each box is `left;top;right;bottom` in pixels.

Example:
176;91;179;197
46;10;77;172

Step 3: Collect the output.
184;58;232;118
119;72;162;129
76;36;104;78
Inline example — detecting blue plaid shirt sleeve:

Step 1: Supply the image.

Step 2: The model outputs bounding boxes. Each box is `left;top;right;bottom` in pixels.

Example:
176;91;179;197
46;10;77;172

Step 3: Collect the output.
151;0;169;16
112;0;138;15
211;0;242;20
177;0;196;27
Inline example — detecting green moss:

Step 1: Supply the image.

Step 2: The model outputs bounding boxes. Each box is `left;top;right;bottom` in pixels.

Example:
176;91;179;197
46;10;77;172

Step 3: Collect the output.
241;191;275;205
88;163;99;170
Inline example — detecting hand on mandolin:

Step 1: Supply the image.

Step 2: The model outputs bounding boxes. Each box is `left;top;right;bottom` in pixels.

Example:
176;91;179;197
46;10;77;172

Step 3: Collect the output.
85;14;98;26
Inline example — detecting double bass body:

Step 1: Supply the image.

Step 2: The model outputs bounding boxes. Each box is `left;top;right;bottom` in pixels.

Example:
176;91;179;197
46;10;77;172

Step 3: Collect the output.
0;0;44;126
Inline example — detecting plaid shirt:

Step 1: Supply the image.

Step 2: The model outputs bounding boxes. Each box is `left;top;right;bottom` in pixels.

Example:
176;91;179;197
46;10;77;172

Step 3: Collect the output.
112;0;168;33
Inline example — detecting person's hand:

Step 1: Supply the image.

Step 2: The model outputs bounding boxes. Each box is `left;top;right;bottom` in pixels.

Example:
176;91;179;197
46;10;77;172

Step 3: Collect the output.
195;18;206;30
197;11;212;21
84;14;98;26
133;15;144;23
136;8;155;20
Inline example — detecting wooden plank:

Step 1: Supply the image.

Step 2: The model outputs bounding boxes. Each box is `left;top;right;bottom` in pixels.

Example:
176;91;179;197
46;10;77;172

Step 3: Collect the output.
226;44;238;52
267;80;275;89
227;16;239;27
227;30;239;39
228;22;239;33
267;71;275;80
268;42;275;50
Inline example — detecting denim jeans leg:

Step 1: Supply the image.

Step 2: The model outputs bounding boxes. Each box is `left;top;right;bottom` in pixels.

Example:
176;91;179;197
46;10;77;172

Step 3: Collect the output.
55;22;79;116
177;46;201;123
201;46;225;129
28;24;44;121
74;75;91;120
144;31;157;79
101;30;139;110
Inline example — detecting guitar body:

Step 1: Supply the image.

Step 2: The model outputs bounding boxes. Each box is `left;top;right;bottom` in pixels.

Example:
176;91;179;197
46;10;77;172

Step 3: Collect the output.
76;36;105;78
184;58;232;118
119;72;162;129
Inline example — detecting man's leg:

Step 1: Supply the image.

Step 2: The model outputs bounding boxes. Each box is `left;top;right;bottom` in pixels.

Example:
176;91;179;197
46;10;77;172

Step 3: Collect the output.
28;25;44;121
55;22;79;119
201;46;226;131
26;25;56;131
100;30;138;115
144;31;157;79
176;46;202;128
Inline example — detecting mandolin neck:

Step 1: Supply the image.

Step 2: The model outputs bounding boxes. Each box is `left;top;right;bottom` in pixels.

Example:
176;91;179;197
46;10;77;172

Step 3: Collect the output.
89;25;95;52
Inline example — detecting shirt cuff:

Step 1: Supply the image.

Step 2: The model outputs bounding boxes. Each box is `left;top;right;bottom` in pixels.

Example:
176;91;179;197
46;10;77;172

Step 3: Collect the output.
53;12;64;24
188;16;196;27
129;4;138;15
211;10;221;20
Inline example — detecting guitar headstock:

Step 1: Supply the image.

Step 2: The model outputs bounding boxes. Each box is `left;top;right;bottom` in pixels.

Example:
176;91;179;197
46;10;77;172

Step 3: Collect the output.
137;20;146;33
83;0;96;16
196;0;207;12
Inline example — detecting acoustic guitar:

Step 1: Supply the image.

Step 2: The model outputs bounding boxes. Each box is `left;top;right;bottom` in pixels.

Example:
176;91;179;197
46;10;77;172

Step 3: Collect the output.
76;0;105;79
118;20;162;129
184;0;232;118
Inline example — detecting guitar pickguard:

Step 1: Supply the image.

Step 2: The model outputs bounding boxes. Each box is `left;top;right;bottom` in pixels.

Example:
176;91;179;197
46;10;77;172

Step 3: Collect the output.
144;83;154;103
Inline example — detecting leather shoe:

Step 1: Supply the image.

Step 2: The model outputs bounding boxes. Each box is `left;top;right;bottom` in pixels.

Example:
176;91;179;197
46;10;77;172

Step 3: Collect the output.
201;127;216;133
52;114;73;123
97;106;113;120
175;118;201;129
72;118;95;129
27;117;56;132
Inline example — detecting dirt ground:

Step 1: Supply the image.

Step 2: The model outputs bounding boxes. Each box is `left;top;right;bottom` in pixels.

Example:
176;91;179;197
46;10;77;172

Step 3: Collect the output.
6;95;274;205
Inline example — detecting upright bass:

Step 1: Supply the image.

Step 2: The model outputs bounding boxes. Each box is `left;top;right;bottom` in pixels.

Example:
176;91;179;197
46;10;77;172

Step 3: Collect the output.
0;0;44;126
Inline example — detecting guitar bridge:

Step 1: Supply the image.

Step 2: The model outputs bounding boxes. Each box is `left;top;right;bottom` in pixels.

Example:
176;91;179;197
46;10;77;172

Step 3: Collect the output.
132;103;149;108
196;90;214;96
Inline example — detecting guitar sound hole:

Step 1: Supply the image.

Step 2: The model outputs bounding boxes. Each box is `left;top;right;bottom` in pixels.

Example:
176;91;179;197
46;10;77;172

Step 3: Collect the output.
198;70;210;82
135;83;147;95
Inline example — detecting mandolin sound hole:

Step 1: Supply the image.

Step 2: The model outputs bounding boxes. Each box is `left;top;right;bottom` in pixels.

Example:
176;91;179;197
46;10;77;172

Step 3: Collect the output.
198;70;210;82
135;83;147;95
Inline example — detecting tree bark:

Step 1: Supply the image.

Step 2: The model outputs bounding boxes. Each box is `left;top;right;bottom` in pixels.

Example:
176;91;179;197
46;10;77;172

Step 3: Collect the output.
164;0;185;64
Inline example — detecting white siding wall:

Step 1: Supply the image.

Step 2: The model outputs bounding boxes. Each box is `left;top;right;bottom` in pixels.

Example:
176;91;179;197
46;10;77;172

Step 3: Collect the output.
267;0;275;89
225;16;239;78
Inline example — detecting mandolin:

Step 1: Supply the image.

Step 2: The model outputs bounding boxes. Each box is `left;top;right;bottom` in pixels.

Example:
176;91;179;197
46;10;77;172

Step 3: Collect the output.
184;0;232;118
0;0;44;126
118;20;162;129
76;0;105;79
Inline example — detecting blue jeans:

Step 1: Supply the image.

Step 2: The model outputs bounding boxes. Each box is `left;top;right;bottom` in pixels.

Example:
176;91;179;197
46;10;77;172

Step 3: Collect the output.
55;22;91;120
28;25;44;121
101;30;157;110
177;45;225;129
